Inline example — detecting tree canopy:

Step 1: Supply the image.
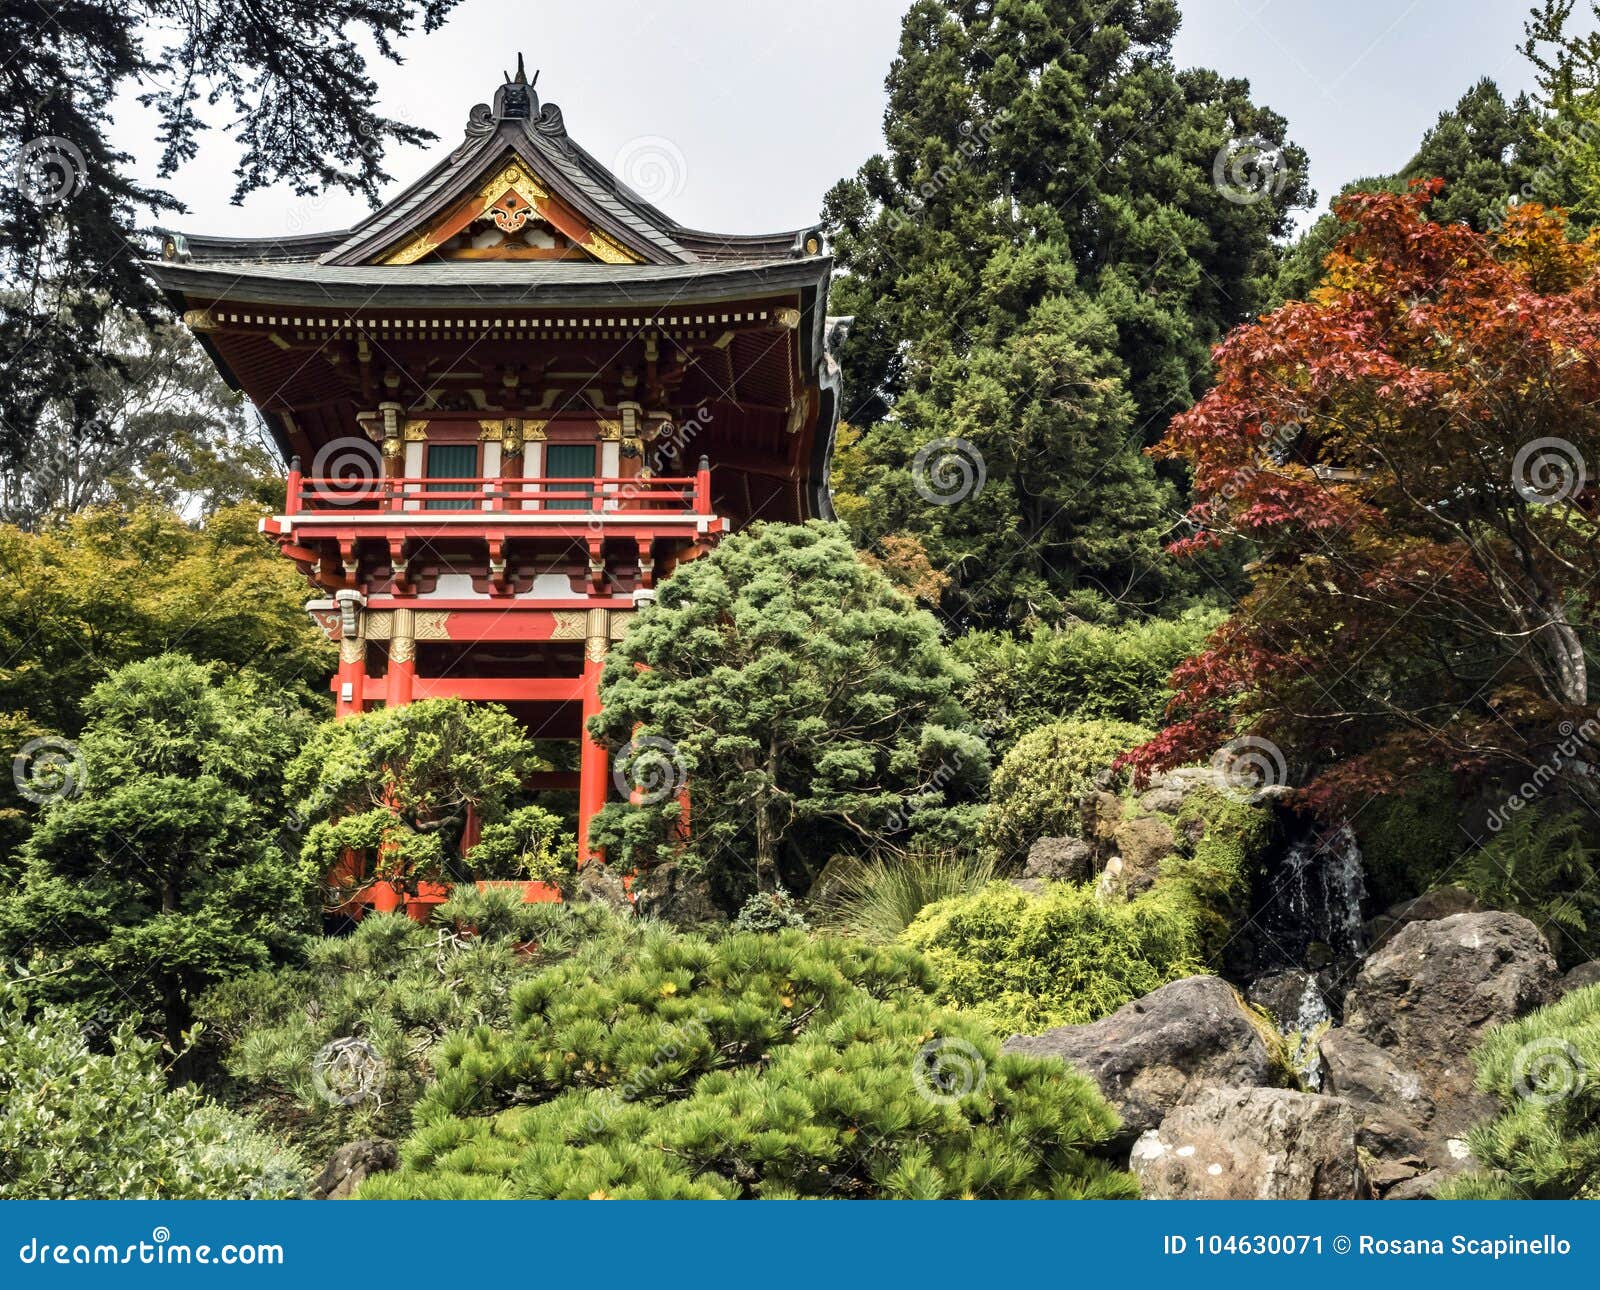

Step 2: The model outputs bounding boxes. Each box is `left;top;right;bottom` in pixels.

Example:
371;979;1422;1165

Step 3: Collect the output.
823;0;1308;625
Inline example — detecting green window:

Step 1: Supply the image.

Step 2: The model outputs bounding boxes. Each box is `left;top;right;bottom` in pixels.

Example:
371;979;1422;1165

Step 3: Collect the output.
545;443;597;511
424;443;478;511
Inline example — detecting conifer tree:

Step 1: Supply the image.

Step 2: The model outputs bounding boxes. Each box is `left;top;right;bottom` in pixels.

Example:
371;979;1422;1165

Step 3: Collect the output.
824;0;1309;625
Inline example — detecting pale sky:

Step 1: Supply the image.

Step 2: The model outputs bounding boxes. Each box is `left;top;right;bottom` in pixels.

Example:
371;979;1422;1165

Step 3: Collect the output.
109;0;1545;243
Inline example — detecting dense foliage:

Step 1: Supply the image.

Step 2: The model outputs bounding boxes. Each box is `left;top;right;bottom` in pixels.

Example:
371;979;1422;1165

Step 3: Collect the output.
590;523;988;897
200;891;637;1158
1;655;317;1054
982;719;1152;866
825;0;1307;625
1445;984;1600;1199
901;881;1201;1033
1129;187;1600;810
363;927;1137;1199
0;988;302;1199
287;699;543;889
953;614;1219;757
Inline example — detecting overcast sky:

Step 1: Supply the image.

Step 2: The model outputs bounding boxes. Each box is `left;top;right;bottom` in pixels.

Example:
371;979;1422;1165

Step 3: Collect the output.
110;0;1545;242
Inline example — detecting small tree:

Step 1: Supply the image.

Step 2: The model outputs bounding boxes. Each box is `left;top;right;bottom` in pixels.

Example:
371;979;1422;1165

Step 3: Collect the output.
1130;187;1600;809
287;699;539;888
0;654;315;1054
589;522;988;897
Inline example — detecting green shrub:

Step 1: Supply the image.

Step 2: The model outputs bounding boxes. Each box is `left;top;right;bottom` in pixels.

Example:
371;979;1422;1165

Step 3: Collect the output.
361;929;1137;1199
732;886;809;932
1353;773;1464;909
1441;985;1600;1199
467;804;578;890
824;845;998;942
198;891;640;1158
0;988;302;1198
981;719;1152;866
900;881;1204;1033
954;610;1221;757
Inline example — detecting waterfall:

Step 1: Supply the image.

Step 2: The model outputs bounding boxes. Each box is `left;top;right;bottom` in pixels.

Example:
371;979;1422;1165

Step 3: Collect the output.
1252;819;1369;970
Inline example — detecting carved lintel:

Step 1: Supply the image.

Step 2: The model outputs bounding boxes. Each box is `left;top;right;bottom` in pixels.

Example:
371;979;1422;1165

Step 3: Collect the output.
182;308;218;332
608;611;634;641
773;307;802;330
403;420;430;441
596;419;623;442
582;229;641;265
364;611;394;642
549;610;588;641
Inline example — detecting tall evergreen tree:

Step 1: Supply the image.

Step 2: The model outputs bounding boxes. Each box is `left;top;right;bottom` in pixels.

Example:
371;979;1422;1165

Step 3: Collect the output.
823;0;1308;626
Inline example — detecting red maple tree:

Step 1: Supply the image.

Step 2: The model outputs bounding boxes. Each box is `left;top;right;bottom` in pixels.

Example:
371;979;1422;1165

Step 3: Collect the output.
1127;182;1600;808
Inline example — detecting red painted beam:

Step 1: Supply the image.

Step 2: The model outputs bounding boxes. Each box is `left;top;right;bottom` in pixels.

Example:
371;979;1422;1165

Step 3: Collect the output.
360;676;585;703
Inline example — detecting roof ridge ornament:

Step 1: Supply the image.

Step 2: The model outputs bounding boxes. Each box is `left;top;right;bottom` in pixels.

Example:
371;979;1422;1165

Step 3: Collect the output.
493;54;537;120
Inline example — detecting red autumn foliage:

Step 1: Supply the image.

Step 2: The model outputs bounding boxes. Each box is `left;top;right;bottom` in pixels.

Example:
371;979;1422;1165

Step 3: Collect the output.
1125;181;1600;809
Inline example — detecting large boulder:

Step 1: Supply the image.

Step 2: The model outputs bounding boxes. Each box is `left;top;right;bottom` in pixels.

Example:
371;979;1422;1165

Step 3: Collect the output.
630;859;723;925
1563;961;1600;995
1344;911;1559;1135
1317;1028;1434;1166
1111;815;1176;895
1023;836;1092;883
1002;976;1270;1140
309;1139;398;1200
1365;886;1480;952
1130;1088;1367;1199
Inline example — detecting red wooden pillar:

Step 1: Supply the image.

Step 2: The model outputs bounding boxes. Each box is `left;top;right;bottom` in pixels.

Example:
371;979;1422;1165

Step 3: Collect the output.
576;608;609;864
385;608;415;708
336;633;366;719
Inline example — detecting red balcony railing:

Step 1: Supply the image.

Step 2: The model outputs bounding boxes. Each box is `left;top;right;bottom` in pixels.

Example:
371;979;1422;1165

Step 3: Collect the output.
284;457;713;518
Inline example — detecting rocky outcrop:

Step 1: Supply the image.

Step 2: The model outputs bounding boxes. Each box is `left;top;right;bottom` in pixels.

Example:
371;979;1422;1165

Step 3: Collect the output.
1023;836;1092;883
1130;1088;1366;1199
1003;976;1270;1140
576;862;635;916
1110;815;1175;894
1365;886;1480;952
1344;911;1559;1136
630;859;723;925
1563;961;1600;995
309;1139;398;1200
1249;969;1334;1031
1317;1027;1434;1171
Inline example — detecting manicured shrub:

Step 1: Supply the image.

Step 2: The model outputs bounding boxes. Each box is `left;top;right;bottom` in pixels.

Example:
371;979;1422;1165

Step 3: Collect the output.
0;988;302;1199
199;890;639;1158
954;610;1222;756
466;804;577;890
1442;985;1600;1199
361;930;1137;1199
981;719;1152;866
899;881;1203;1033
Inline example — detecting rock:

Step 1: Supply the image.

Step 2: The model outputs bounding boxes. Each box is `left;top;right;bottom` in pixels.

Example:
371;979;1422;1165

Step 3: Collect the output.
1383;1163;1469;1200
1563;961;1600;995
1137;767;1215;816
308;1139;398;1200
1008;877;1047;896
1023;836;1092;883
1003;976;1270;1140
1317;1028;1435;1162
1094;856;1125;902
1365;886;1480;952
1363;1156;1423;1193
1088;792;1124;848
576;863;635;916
1345;911;1559;1136
1130;1088;1367;1200
1111;815;1175;894
631;859;723;925
806;854;860;905
1248;970;1334;1032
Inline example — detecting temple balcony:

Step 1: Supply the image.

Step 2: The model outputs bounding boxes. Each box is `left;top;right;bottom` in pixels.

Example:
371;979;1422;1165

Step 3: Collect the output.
260;456;724;600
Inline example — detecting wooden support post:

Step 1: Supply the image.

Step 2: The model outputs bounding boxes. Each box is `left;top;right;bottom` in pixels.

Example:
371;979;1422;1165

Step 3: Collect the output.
335;609;366;718
385;607;415;708
576;608;610;865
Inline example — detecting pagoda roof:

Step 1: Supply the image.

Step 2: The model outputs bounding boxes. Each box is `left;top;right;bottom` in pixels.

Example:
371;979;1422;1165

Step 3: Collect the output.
148;58;827;285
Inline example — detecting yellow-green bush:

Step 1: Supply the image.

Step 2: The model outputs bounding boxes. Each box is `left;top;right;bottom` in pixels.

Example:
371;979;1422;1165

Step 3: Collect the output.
900;881;1204;1033
981;719;1152;866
